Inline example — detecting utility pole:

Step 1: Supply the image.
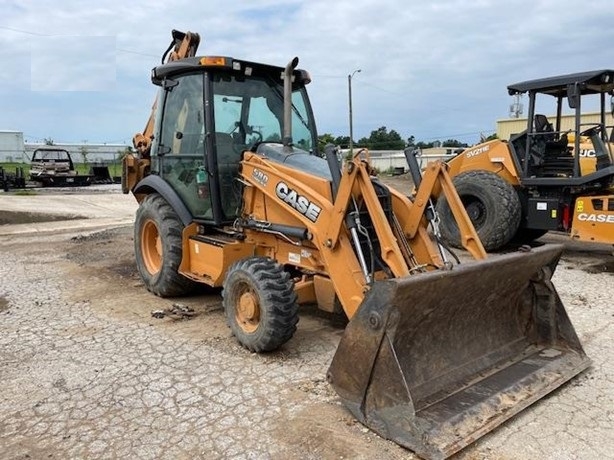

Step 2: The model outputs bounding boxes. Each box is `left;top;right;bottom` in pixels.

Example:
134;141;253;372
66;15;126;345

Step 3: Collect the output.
348;69;361;155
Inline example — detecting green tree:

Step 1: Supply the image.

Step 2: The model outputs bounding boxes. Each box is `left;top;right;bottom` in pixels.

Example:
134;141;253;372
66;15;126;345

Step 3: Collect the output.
415;140;435;149
480;132;498;142
442;139;468;148
44;137;54;145
360;126;405;150
317;133;336;151
79;145;89;164
265;133;282;142
334;135;351;149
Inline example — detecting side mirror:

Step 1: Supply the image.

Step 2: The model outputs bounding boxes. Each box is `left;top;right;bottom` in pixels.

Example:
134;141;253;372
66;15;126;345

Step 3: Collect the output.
162;78;179;90
567;83;580;109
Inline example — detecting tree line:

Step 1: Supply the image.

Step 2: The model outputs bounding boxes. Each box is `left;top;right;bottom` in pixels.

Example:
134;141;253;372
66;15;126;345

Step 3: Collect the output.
318;126;497;151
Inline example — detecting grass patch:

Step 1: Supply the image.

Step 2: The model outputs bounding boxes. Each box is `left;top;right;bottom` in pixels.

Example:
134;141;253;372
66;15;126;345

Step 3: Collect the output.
13;190;38;196
1;161;122;177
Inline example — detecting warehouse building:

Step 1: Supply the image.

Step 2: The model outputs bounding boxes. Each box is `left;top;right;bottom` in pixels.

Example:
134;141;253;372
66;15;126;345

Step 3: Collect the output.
0;131;25;162
496;111;614;140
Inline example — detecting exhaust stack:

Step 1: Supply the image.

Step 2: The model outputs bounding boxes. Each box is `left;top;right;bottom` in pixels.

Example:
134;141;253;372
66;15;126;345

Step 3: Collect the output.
282;57;299;150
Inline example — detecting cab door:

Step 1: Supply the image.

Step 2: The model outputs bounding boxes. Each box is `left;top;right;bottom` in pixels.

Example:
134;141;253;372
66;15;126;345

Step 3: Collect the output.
153;73;213;220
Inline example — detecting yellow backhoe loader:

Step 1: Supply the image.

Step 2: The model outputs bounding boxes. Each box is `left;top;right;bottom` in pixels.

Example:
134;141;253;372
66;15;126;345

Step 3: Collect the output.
122;30;590;459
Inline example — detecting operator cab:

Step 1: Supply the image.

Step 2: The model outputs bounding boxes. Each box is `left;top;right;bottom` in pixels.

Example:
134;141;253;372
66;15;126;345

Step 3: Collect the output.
507;69;614;183
149;56;318;225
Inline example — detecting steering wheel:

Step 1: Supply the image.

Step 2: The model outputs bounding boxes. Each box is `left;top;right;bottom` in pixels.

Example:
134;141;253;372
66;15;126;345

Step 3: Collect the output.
247;130;263;152
580;124;602;137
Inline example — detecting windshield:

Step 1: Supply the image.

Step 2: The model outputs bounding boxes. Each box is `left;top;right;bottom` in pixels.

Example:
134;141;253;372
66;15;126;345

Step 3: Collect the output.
212;73;317;152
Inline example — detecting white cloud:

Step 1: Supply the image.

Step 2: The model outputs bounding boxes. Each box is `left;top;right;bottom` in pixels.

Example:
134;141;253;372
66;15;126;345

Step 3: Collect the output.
30;36;116;91
1;0;614;143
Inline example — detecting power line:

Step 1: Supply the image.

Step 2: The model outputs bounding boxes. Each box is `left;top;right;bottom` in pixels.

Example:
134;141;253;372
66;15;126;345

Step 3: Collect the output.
1;26;158;58
355;80;405;96
116;48;158;58
0;25;49;36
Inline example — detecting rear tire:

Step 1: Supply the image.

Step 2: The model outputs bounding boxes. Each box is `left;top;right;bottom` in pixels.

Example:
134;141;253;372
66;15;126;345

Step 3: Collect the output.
223;257;299;352
134;193;197;297
436;171;521;252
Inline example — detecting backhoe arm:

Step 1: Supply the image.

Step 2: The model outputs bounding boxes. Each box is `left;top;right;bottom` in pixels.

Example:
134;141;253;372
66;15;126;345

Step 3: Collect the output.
132;30;201;157
123;30;201;196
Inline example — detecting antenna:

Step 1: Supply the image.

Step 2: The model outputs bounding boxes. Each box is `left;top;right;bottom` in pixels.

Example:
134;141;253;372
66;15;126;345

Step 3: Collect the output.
509;93;523;118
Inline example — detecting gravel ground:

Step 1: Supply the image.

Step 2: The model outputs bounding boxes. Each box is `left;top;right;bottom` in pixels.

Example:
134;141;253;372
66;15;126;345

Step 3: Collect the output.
0;184;612;460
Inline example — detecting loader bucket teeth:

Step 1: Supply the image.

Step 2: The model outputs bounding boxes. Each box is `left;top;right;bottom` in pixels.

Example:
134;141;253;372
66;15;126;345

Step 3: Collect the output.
327;244;590;460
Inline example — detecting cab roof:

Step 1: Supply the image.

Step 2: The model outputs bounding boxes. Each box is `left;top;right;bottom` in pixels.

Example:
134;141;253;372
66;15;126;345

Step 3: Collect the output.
151;56;311;86
507;69;614;97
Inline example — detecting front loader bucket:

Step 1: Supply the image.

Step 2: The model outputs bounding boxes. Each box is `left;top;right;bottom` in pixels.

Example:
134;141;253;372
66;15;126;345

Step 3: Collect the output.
327;244;590;460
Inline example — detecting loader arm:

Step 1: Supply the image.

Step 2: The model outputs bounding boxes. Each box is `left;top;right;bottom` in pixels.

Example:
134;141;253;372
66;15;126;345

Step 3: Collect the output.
240;150;481;319
406;160;486;260
324;157;411;278
321;151;488;316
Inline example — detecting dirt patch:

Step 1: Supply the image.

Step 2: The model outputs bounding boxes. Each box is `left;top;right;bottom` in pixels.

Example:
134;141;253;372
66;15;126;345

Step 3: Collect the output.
378;172;414;193
0;210;87;225
271;402;408;460
60;227;234;345
0;296;8;312
66;227;137;277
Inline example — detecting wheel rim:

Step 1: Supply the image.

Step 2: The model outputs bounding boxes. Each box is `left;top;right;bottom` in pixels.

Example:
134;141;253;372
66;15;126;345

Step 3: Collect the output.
463;197;487;229
141;218;162;275
235;285;261;333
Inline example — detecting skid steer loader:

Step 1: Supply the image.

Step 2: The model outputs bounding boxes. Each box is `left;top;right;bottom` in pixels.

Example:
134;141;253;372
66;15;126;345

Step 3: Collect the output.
122;30;590;459
436;69;614;252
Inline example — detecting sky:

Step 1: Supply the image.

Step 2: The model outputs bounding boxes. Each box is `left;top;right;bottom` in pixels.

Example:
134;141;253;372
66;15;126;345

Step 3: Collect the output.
1;0;614;147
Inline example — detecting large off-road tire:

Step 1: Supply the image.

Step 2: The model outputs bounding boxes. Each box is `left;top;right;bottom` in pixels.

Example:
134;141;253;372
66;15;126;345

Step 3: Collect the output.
223;257;299;352
134;193;197;297
436;171;521;252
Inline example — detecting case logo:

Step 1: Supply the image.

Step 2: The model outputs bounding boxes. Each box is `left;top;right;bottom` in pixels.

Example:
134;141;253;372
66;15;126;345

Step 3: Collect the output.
577;213;614;223
275;182;321;222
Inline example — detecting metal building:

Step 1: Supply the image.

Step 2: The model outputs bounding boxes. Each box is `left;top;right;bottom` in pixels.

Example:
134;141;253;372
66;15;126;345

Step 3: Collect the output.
0;131;26;162
496;111;614;140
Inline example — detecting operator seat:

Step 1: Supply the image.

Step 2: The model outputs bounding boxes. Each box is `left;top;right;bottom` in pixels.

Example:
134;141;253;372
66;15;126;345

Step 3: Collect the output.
534;114;556;142
534;114;553;133
215;132;234;152
533;115;574;177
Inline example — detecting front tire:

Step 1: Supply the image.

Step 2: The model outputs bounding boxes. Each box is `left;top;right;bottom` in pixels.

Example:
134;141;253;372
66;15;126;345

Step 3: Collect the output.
436;171;521;252
134;193;196;297
223;257;299;352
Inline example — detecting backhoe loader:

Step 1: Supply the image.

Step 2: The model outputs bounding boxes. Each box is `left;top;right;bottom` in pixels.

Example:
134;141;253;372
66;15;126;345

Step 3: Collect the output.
436;70;614;251
122;30;590;459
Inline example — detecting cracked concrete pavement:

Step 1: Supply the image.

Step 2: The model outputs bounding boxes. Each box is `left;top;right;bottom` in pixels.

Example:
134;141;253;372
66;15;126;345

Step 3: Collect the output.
0;186;612;459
